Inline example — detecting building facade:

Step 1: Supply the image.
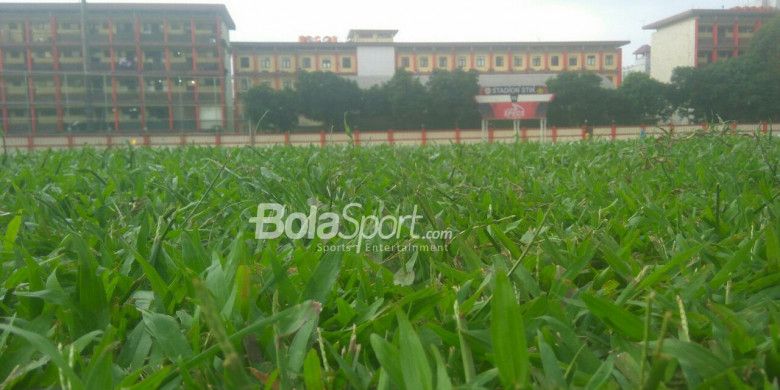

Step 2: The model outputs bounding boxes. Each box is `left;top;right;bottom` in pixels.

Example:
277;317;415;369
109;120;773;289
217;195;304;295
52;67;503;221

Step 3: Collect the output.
644;7;778;82
233;30;627;130
0;3;234;134
0;4;629;134
623;44;651;77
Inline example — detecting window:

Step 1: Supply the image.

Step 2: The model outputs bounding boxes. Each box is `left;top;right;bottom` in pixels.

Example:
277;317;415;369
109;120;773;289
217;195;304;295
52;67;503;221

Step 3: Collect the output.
586;55;596;66
605;55;614;66
457;56;466;68
239;78;249;91
438;56;448;68
495;56;504;67
260;58;271;69
282;80;293;89
569;56;578;66
239;57;250;68
342;57;352;68
476;56;485;67
401;56;410;67
532;56;542;67
419;57;428;68
513;56;523;67
301;57;311;69
281;57;291;69
738;26;753;33
322;58;331;69
550;56;559;66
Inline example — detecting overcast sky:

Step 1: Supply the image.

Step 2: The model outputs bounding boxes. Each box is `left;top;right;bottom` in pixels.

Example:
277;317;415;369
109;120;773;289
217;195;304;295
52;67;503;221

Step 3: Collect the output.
10;0;768;65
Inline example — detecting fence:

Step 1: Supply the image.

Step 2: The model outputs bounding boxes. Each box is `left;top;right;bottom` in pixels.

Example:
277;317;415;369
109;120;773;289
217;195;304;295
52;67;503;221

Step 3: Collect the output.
1;122;773;151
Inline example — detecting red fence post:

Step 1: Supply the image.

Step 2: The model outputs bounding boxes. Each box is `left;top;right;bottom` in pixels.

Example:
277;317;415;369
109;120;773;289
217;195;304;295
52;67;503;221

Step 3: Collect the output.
143;134;150;146
762;121;769;134
488;126;495;143
106;134;113;149
581;126;586;140
354;129;360;146
387;129;394;145
284;131;291;145
27;135;33;151
552;126;558;143
521;127;528;142
320;130;326;147
730;121;737;134
455;127;461;144
421;127;427;146
611;123;617;140
701;122;708;131
215;132;222;146
67;133;74;148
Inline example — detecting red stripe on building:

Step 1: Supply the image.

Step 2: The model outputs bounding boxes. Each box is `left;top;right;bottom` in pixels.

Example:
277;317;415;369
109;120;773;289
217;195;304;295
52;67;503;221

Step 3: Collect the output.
733;21;739;57
616;48;623;87
562;51;568;71
164;19;174;131
543;52;549;71
216;17;227;128
190;18;198;72
51;15;64;132
25;21;36;135
507;50;512;72
712;22;719;62
598;51;604;72
108;19;119;131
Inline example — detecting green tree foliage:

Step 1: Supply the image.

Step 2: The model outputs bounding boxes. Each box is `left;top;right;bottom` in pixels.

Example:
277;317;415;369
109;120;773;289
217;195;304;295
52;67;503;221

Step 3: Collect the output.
546;72;622;126
241;85;299;132
382;70;429;129
426;69;482;129
297;71;362;130
618;73;672;124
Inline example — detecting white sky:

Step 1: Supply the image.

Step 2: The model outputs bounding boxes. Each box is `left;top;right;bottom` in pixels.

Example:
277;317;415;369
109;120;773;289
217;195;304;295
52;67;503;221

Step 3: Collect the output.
8;0;768;65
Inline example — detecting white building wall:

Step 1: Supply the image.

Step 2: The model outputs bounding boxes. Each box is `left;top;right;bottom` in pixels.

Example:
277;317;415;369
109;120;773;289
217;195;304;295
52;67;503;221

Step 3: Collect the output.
357;46;395;73
650;18;697;83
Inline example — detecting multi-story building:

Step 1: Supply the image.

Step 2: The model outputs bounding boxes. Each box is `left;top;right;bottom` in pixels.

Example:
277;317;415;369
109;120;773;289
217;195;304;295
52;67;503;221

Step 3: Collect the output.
644;7;779;82
233;29;627;129
0;2;234;134
623;44;651;77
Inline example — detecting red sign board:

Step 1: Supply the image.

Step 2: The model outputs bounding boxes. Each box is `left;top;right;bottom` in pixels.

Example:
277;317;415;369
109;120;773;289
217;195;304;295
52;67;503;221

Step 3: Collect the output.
487;102;543;120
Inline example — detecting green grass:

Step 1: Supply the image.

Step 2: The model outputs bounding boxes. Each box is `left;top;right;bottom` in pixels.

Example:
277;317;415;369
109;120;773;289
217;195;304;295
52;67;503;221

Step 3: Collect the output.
1;132;779;389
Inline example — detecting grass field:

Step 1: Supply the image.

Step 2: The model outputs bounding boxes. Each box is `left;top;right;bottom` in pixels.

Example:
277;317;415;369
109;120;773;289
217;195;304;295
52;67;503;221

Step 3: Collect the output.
1;131;779;389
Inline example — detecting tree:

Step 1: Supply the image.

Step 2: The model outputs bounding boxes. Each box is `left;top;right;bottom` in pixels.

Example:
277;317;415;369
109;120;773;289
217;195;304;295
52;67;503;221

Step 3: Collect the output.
383;70;429;129
242;85;298;132
618;73;672;124
546;72;619;126
426;69;481;129
296;71;362;130
669;15;780;123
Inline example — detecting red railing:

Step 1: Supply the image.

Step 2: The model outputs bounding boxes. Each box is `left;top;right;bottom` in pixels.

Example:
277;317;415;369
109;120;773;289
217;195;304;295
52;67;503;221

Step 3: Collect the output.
0;123;772;150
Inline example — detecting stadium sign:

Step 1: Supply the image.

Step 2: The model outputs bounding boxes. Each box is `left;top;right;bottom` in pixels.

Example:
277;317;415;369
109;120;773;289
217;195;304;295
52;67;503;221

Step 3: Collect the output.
480;85;548;95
